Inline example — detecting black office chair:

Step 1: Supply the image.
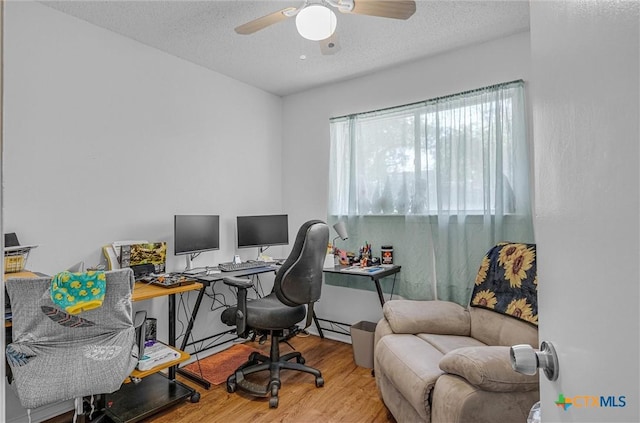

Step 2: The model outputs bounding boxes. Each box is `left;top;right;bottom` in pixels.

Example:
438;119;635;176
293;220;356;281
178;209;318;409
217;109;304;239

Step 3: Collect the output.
221;219;329;408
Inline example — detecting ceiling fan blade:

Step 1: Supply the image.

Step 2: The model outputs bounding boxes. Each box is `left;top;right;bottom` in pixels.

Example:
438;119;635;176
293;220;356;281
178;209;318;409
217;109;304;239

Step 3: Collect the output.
320;33;341;55
235;7;297;35
348;0;416;20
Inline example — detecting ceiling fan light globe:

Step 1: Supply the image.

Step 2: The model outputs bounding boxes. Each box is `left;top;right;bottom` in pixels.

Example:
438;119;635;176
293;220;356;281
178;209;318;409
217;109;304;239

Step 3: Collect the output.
295;5;337;41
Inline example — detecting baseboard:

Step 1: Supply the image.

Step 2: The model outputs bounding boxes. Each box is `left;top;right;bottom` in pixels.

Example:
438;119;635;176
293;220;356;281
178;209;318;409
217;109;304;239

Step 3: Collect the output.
305;327;351;344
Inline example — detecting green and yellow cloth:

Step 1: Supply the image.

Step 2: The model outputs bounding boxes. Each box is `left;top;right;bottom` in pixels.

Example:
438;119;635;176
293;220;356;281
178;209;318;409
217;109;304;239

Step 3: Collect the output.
50;270;107;314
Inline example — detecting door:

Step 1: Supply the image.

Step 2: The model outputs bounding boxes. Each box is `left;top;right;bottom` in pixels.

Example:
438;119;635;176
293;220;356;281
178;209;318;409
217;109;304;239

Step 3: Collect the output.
530;1;639;422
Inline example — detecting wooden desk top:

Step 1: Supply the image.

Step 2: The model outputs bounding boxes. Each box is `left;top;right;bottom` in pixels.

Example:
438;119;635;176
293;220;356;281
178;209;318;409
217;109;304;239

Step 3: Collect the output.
4;270;39;281
132;281;202;302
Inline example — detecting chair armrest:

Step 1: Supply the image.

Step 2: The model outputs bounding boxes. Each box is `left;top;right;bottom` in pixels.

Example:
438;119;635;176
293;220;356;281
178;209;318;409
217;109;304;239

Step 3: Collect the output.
223;276;253;289
439;346;539;392
222;277;251;337
382;300;470;335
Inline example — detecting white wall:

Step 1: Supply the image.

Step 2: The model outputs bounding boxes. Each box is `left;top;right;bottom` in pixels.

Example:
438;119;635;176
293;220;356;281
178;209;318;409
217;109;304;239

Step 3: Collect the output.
4;2;285;273
4;2;284;420
282;31;532;338
530;1;639;421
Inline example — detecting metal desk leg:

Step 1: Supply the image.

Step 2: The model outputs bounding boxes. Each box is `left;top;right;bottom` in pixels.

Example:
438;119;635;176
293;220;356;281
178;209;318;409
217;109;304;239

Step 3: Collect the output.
175;284;214;389
168;293;176;380
373;278;386;307
313;311;324;339
179;284;206;351
373;272;399;307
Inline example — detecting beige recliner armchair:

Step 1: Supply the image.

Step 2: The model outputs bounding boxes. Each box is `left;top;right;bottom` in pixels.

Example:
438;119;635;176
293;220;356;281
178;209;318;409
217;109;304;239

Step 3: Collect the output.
374;243;540;423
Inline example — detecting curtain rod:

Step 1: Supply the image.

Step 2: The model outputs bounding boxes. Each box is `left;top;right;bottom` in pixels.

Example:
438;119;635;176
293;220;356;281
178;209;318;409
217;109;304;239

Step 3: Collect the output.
330;79;524;121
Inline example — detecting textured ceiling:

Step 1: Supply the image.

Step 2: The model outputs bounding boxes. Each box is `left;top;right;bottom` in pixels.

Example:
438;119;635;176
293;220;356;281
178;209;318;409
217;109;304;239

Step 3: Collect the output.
41;1;531;96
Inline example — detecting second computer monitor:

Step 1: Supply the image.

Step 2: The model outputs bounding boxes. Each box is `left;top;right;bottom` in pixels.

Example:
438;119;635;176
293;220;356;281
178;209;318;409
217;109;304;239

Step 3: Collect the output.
236;214;289;250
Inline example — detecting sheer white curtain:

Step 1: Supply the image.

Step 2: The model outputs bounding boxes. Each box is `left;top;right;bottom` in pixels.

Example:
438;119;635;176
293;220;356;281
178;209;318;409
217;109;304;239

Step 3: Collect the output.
327;81;534;305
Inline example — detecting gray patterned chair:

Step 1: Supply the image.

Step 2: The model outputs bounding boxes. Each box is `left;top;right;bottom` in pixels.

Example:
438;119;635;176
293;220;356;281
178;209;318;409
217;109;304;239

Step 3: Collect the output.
5;268;141;421
374;243;540;423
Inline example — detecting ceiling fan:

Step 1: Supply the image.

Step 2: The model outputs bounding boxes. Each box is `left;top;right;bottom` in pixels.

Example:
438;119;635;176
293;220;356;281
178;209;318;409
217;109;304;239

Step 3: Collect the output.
235;0;416;54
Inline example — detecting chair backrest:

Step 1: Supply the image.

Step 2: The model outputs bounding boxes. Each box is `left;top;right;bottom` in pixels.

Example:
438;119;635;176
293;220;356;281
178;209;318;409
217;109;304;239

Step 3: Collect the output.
5;268;138;409
274;220;329;307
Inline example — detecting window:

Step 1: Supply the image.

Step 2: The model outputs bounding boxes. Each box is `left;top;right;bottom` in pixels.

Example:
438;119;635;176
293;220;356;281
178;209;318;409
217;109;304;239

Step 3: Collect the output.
326;81;534;304
329;80;528;217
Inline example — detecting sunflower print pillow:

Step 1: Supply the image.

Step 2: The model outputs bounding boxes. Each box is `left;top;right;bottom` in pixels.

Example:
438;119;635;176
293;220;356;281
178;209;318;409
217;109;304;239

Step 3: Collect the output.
471;243;538;326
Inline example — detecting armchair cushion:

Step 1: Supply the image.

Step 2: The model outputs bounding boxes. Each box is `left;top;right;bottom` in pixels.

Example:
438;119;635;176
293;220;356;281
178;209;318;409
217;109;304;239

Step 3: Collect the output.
417;334;486;354
375;334;445;421
439;346;538;392
383;300;470;336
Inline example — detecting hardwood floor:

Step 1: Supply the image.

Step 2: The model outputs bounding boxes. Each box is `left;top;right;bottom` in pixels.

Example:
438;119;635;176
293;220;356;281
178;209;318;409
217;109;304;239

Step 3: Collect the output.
144;334;395;423
47;334;395;423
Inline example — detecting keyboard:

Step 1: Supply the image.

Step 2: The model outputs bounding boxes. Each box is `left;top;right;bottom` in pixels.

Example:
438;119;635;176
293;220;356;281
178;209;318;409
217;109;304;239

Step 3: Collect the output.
218;261;269;272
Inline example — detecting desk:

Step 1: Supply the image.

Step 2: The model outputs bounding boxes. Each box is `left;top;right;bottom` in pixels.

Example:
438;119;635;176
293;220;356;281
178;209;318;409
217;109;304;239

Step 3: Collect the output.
176;265;277;389
104;280;203;423
316;264;401;338
323;264;401;307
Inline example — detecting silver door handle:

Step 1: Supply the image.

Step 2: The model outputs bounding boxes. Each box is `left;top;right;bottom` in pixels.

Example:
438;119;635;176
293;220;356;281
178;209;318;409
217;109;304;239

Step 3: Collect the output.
510;341;559;381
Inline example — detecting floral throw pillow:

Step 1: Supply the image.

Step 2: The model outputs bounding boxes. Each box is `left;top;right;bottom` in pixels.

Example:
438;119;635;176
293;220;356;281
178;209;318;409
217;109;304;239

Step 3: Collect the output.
471;242;538;326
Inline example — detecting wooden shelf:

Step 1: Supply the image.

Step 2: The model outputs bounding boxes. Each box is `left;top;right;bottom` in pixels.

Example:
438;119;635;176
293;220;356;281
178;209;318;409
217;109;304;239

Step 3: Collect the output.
126;343;191;382
132;281;202;302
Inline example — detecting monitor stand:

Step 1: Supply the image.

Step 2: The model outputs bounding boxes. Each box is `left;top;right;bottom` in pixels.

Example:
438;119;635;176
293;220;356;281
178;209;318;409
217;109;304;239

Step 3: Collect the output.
258;246;273;263
184;254;194;271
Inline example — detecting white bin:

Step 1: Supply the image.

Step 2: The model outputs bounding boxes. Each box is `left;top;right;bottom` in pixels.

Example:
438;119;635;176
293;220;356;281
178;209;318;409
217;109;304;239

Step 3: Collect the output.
350;321;377;368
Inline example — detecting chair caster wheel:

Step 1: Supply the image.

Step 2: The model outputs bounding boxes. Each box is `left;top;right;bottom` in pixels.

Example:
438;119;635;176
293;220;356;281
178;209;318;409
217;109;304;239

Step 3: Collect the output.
190;392;201;403
227;382;236;393
297;356;305;364
315;376;324;388
249;351;260;363
269;396;279;408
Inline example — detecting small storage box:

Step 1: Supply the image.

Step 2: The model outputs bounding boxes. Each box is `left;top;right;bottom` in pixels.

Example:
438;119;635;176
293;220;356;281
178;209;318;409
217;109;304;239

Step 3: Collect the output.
4;250;29;273
350;320;377;368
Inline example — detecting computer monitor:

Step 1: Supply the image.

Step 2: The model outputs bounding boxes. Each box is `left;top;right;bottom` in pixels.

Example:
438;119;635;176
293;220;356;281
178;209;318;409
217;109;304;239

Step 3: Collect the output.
236;214;289;252
174;215;220;270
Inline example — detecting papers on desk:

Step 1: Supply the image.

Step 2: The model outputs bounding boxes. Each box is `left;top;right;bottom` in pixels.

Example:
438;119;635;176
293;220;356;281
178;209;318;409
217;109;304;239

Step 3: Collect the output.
340;265;386;274
137;341;180;371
